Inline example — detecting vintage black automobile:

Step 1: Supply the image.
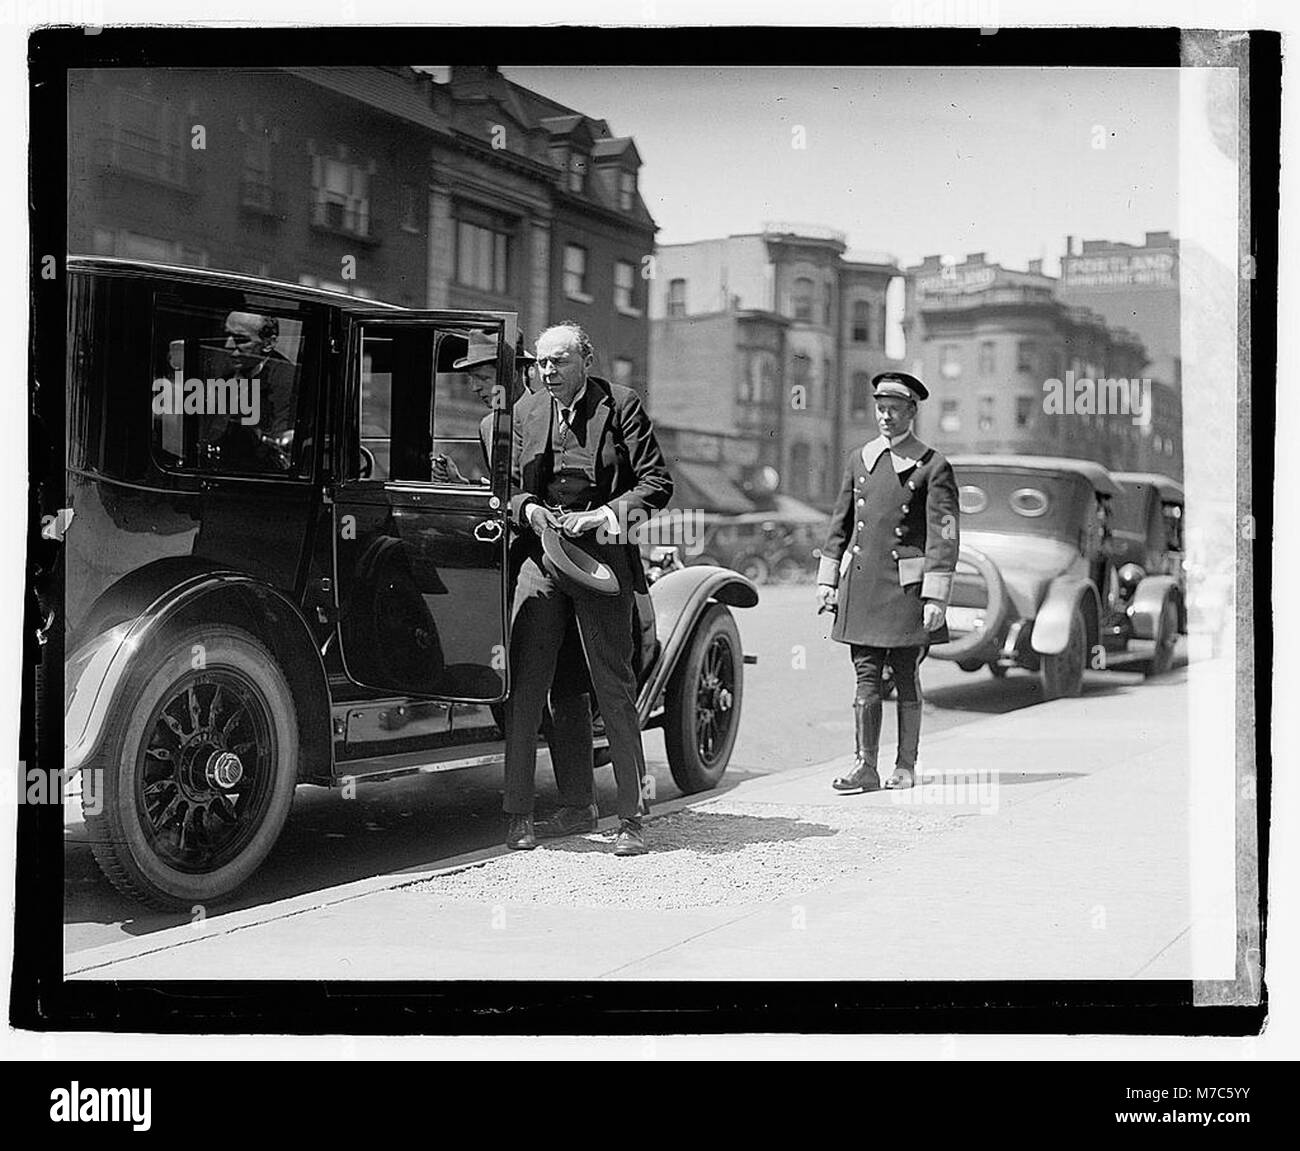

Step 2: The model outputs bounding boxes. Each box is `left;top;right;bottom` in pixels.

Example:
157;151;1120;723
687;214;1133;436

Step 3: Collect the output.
62;258;758;908
931;455;1186;697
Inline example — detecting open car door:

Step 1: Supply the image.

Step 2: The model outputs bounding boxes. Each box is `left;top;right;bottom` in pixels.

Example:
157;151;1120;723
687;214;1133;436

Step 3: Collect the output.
332;309;518;702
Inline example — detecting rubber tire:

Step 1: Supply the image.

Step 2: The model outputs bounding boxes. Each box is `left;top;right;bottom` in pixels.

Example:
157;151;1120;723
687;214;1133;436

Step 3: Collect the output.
735;553;770;585
941;545;1012;662
1040;608;1087;700
664;604;743;794
1147;595;1179;677
84;625;300;910
988;663;1008;679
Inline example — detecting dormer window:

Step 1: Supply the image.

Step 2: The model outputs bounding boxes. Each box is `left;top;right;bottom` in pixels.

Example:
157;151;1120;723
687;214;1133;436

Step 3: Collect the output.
619;170;637;210
568;152;587;193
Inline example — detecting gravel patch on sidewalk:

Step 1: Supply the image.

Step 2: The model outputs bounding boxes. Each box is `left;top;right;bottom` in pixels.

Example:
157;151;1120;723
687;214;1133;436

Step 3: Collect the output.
405;799;958;910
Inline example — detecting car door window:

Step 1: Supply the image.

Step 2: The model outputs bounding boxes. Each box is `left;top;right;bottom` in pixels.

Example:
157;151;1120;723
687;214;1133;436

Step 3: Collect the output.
151;297;314;477
358;326;506;486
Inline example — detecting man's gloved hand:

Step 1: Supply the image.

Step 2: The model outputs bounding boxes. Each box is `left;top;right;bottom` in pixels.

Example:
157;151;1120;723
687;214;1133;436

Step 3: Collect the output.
816;584;837;613
923;601;946;631
526;502;560;534
559;508;612;538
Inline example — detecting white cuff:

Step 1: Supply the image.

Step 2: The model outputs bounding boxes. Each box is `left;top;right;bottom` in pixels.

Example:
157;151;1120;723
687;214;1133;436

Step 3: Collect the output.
816;555;841;587
921;570;953;604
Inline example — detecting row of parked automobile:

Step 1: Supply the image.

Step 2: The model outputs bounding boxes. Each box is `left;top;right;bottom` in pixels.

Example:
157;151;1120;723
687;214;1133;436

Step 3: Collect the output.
648;456;1188;702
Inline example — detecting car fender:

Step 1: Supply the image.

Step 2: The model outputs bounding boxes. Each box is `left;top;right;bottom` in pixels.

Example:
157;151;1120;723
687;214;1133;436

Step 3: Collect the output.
1031;577;1101;656
65;570;333;783
638;565;758;724
1127;574;1179;640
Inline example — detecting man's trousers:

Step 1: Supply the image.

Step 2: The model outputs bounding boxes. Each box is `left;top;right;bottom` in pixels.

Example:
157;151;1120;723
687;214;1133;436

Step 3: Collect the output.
503;546;647;821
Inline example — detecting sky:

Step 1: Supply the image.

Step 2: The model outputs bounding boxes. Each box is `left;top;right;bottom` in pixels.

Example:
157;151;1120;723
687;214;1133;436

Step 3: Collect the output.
501;66;1180;277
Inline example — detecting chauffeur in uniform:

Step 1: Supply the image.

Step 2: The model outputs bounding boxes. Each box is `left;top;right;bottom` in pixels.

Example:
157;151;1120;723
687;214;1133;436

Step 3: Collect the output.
816;371;960;792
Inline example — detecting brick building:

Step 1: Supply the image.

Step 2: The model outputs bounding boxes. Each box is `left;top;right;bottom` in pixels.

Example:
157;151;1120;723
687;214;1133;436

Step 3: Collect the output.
904;252;1182;477
648;227;900;512
67;65;655;390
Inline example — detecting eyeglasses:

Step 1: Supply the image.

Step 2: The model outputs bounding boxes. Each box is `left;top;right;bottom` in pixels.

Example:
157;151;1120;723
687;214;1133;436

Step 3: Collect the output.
535;355;574;369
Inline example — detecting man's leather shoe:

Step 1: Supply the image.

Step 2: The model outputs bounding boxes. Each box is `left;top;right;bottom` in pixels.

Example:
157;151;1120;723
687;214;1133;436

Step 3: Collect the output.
884;767;916;790
537;804;598;839
506;814;537;850
612;819;647;856
832;762;882;793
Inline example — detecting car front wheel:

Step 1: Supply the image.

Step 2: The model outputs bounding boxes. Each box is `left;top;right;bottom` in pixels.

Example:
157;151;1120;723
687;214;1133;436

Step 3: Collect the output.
1040;607;1087;700
663;604;743;794
1147;595;1179;677
84;625;299;909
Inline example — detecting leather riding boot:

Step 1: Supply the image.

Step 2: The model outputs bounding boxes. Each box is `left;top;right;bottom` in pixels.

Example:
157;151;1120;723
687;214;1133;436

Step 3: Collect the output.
833;699;882;793
886;701;923;789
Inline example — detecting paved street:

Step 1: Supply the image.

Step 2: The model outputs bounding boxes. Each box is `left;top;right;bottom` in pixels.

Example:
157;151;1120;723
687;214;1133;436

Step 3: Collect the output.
63;583;1182;955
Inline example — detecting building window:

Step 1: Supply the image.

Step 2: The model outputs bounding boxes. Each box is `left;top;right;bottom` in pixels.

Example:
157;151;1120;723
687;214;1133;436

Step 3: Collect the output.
940;399;961;433
940;344;961;379
667;278;686;317
1017;340;1038;374
241;133;274;211
978;395;995;432
110;89;187;184
851;372;872;418
822;356;834;411
456;221;509;294
819;444;833;496
978;340;996;376
619;170;637;211
792;277;815;322
743;353;776;404
311;153;371;237
823;283;834;326
568;152;587;193
613;358;634;387
400;184;420;233
791;353;811;404
94;227;207;267
789;441;812;498
614;260;638;312
852;300;871;343
1015;396;1034;428
563;244;589;300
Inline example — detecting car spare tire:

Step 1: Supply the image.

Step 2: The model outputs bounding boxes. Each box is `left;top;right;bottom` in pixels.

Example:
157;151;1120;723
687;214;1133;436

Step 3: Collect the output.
939;545;1012;661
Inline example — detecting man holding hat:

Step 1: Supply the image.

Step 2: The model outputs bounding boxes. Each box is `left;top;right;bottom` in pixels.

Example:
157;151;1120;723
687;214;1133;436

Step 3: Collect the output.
503;322;673;855
816;370;960;792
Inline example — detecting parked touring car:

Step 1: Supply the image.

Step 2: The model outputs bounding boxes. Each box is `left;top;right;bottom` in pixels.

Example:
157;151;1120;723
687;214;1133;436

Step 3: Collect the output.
58;259;758;907
931;455;1186;697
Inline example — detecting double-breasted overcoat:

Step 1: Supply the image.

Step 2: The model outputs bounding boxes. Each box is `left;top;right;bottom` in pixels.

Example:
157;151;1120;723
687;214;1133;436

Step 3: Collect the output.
818;432;960;648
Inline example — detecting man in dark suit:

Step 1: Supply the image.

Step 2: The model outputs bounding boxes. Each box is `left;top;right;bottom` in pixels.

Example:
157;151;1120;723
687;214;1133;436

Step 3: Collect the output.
817;371;959;793
503;322;673;855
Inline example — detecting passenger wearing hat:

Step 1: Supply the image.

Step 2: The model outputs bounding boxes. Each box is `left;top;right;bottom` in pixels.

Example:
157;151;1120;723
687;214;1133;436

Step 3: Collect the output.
502;322;673;855
430;330;534;484
816;370;960;792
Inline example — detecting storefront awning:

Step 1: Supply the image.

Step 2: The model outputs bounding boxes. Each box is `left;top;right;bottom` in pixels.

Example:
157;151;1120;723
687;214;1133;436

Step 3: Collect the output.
667;460;756;515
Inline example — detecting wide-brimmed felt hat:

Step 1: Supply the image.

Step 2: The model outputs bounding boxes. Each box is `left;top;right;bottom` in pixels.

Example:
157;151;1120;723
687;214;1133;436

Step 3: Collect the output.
453;330;536;370
452;330;499;370
872;370;929;402
541;527;620;597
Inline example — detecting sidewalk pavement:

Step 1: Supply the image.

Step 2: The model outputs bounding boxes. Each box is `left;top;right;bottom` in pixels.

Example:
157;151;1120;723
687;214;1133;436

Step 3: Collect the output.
66;668;1192;982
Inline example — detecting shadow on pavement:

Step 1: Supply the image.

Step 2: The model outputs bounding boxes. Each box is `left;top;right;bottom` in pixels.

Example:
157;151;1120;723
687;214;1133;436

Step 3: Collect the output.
540;809;839;856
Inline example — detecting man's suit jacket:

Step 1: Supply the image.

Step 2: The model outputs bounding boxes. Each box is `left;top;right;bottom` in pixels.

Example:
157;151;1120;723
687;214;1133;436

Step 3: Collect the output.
508;376;673;594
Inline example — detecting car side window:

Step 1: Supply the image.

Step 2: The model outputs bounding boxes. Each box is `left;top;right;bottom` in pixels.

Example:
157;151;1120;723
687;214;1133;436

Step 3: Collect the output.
357;324;503;486
151;297;313;478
